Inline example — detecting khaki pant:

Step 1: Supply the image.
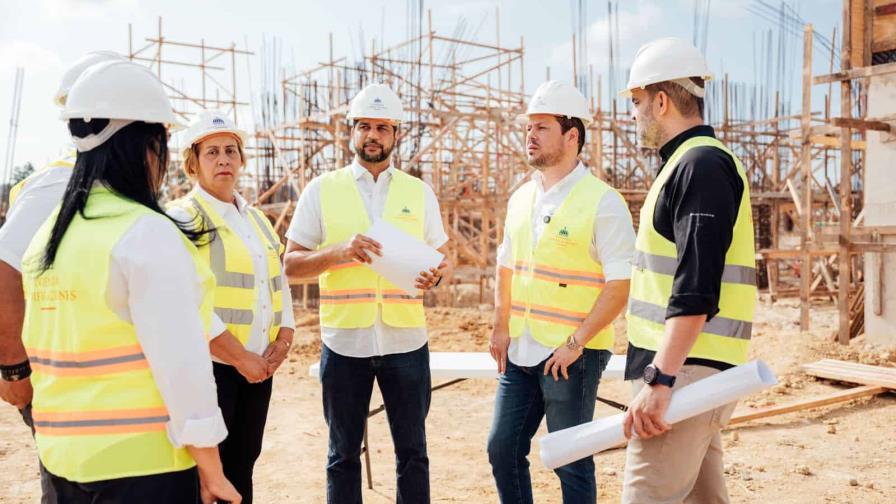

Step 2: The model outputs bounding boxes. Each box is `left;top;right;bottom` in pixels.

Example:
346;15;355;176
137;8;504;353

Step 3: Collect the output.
621;365;736;504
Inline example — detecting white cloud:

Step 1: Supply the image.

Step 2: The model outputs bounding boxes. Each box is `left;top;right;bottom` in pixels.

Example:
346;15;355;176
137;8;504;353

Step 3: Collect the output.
0;40;63;74
38;0;142;21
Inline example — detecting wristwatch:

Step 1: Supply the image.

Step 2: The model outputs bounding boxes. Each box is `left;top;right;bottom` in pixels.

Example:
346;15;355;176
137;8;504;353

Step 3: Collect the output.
1;360;32;382
565;334;584;352
643;363;676;388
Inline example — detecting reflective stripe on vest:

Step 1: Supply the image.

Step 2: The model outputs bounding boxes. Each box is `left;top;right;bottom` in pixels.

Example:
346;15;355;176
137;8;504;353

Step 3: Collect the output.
21;187;213;482
507;172;617;350
318;166;427;328
626;136;757;365
181;193;284;345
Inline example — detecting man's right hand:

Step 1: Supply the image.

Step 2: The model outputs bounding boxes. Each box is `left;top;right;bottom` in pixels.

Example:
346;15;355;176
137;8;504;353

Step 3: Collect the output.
0;378;32;409
489;325;511;374
341;234;382;264
235;352;270;384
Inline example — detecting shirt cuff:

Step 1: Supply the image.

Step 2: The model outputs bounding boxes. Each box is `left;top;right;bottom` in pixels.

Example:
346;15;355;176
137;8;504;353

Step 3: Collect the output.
665;293;720;321
209;316;227;340
0;244;22;272
285;230;319;251
166;407;228;448
601;260;632;281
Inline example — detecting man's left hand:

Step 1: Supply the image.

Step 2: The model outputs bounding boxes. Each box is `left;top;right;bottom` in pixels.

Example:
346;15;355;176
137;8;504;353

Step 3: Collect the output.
543;345;582;381
415;261;447;291
623;383;672;440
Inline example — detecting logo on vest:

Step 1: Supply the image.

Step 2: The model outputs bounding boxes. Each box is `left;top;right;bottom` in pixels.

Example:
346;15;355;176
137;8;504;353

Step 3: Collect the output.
402;206;411;214
396;205;417;222
559;226;569;238
548;225;575;248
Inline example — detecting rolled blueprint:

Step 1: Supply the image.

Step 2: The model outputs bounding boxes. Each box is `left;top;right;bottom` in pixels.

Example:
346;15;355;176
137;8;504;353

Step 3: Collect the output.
538;360;777;469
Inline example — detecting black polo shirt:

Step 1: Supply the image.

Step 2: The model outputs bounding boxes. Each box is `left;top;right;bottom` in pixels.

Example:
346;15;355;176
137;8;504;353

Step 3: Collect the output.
624;125;744;381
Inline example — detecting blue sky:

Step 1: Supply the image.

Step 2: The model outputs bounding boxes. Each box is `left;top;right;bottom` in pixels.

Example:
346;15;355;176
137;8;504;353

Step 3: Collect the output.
1;0;842;170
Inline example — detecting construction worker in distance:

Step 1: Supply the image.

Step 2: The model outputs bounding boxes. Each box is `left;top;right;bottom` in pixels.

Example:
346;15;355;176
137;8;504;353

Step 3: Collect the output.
0;50;124;504
619;37;757;504
487;80;634;504
284;83;450;504
168;110;296;504
18;60;240;503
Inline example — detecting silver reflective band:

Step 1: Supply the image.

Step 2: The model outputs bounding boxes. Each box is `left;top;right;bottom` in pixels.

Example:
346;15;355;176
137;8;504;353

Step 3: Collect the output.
271;276;283;292
382;294;423;300
215;307;254;325
192;200;255;289
273;311;283;327
628;298;752;340
35;415;169;429
30;353;145;369
527;307;585;324
532;268;603;284
249;210;280;250
319;293;377;300
632;250;756;286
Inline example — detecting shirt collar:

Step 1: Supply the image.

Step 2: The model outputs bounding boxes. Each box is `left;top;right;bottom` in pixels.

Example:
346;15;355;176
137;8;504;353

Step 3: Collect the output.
194;184;247;216
351;159;394;181
658;124;716;163
532;161;587;195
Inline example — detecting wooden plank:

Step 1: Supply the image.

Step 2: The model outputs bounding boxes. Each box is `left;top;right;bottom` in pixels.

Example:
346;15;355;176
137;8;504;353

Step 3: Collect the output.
803;359;896;389
729;385;887;425
813;61;896;84
831;117;892;132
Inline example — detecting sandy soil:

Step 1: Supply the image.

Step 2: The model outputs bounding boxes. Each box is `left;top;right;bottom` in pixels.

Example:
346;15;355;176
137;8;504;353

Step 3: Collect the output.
2;297;895;503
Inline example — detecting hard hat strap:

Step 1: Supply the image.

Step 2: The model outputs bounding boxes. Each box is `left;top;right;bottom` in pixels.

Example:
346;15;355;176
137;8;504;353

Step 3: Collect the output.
71;119;134;152
671;78;706;98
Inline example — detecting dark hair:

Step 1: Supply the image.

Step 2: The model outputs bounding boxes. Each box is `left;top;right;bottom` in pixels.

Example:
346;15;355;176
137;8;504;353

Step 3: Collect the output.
556;116;586;154
645;77;705;119
39;120;211;272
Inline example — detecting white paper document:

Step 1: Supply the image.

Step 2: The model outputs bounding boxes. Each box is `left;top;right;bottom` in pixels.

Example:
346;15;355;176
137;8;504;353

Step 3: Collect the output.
538;360;777;469
365;218;444;294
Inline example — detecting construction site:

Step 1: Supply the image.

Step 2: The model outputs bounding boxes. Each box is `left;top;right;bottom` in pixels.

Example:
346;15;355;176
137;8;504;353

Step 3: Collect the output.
1;0;896;502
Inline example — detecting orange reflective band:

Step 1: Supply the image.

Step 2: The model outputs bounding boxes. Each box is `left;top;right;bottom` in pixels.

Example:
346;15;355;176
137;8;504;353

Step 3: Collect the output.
32;407;169;436
510;302;588;327
381;289;423;304
513;261;605;287
319;289;377;305
27;345;148;376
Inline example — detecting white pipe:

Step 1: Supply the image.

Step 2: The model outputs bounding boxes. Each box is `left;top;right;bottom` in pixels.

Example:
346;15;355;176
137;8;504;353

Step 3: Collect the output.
538;360;778;469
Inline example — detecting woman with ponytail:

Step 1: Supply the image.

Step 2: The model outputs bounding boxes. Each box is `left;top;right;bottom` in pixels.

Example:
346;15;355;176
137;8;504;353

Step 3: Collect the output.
19;60;240;503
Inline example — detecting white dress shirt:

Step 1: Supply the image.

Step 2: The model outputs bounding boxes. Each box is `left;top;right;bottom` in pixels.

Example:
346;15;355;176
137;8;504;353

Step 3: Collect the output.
107;212;227;448
286;160;449;358
167;186;296;361
496;163;635;366
0;164;72;271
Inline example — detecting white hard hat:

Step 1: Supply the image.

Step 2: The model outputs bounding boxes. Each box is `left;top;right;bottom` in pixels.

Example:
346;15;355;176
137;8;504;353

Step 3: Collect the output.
347;83;404;124
620;37;713;97
180;110;248;157
61;60;183;129
518;80;592;126
54;51;126;107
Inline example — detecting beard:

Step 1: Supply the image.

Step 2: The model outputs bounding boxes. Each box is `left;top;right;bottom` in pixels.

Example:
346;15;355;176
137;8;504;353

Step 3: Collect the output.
636;108;663;149
357;141;393;163
528;146;563;170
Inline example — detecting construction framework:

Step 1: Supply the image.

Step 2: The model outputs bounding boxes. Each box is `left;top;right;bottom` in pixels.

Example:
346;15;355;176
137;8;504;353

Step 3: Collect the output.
116;4;896;342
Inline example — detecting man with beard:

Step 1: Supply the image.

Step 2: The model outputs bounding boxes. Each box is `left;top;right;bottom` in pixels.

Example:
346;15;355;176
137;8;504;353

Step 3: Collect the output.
619;38;757;504
284;83;449;504
487;80;634;504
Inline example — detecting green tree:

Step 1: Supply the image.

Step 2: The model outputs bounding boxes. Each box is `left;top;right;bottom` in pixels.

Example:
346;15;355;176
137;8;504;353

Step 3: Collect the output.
10;162;35;185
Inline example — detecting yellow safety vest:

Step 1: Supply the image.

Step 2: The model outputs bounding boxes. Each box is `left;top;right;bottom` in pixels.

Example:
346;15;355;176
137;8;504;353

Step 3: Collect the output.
170;191;285;345
507;173;616;350
8;150;76;207
318;167;426;328
627;136;757;366
21;187;215;483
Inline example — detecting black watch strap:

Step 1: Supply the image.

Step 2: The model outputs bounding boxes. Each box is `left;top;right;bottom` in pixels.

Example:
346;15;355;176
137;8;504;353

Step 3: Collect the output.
1;359;32;382
644;364;676;388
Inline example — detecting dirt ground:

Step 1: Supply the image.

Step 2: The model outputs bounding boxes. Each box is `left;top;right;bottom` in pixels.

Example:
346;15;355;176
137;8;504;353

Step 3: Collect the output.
2;297;895;503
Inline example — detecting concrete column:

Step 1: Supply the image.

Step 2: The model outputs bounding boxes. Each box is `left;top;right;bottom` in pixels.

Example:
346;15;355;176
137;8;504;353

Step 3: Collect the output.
864;74;896;346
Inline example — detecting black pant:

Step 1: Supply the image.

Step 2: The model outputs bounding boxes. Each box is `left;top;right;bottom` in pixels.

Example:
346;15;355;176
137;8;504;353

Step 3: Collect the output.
46;467;199;503
19;404;56;504
320;343;431;504
213;362;273;504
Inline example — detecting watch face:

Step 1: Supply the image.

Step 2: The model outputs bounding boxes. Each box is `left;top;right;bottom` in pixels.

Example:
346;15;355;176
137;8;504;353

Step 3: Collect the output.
643;365;657;384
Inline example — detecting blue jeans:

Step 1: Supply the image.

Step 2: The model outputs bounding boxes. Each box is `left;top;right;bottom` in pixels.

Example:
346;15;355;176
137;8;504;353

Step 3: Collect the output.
487;349;611;504
320;342;431;504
